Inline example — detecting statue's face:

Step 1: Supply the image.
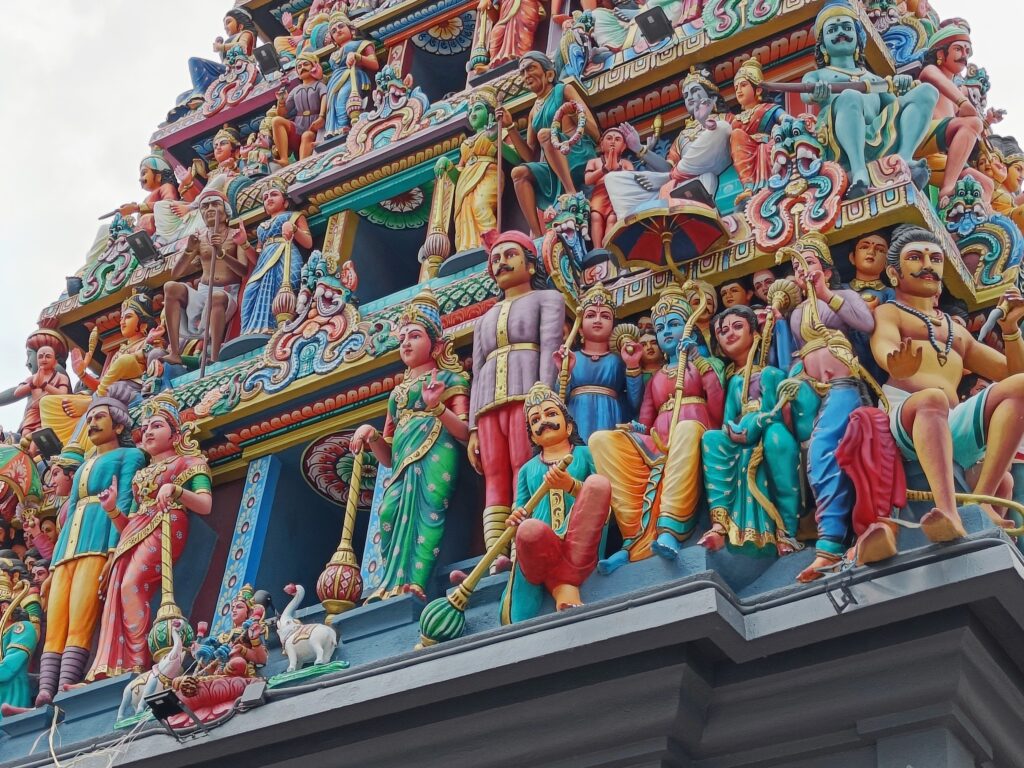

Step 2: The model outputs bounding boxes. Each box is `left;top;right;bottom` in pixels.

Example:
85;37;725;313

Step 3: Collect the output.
488;242;532;292
213;137;237;165
201;196;228;227
714;313;755;364
329;21;352;47
519;59;552;95
942;40;972;74
41;520;57;543
752;270;775;303
851;234;888;278
654;310;687;357
44;466;73;498
120;308;141;337
600;130;625;156
85;406;120;446
468;100;493;132
640;333;663;365
35;346;56;375
793;250;830;290
581;304;614;344
822;14;859;58
295;58;315;80
1006;161;1024;193
397;322;434;368
231;600;250;625
978;154;1008;184
141;415;176;456
224;15;239;35
637;315;654;335
890;240;945;298
683;82;712;116
262;188;287;216
139;166;160;192
719;282;751;308
526;398;570;449
734;77;758;109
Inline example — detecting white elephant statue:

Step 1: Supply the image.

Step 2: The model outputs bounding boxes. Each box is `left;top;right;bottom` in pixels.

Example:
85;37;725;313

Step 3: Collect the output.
117;619;187;721
277;583;340;673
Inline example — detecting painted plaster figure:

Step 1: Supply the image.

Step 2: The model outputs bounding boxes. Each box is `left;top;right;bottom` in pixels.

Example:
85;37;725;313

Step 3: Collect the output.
0;573;38;715
351;288;470;601
590;283;725;572
866;226;1024;556
584;127;634;248
323;13;378;141
556;284;644;442
500;384;610;623
36;399;147;705
502;53;599;238
844;233;895;310
468;231;565;569
728;58;787;205
802;1;938;197
271;53;328;164
88;395;211;680
471;0;542;73
12;345;70;441
118;156;180;237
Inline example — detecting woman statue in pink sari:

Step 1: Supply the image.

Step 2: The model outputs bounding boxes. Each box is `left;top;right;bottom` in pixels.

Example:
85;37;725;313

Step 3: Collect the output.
88;394;212;680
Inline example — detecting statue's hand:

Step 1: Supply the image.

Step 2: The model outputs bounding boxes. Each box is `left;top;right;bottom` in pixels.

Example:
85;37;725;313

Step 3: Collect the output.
776;377;803;404
345;52;357;67
619;121;642;153
97;476;119;515
544;464;575;493
886;338;923;380
553;345;574;374
506;506;529;527
282;221;295;242
155;483;179;513
467;431;483;475
999;287;1024;330
810;80;831;105
892;74;913;96
97;556;114;598
620;341;643;369
350;424;378;454
421;369;445;412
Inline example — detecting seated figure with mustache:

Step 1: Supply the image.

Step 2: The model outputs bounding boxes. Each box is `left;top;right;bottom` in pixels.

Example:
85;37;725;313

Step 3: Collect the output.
864;225;1024;560
499;384;611;624
802;0;938;198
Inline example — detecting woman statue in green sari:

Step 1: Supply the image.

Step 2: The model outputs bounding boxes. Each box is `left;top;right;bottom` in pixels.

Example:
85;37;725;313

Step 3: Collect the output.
350;288;470;601
501;52;599;237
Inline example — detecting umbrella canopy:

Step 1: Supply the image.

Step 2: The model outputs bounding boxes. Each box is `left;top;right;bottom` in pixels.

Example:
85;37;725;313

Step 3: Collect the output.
605;201;728;278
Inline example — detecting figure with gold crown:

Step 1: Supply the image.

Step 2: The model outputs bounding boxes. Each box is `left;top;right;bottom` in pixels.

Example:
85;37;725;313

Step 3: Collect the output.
499;384;611;624
323;13;378;141
0;571;38;716
777;232;877;582
351;289;470;601
802;0;938;197
555;283;644;442
87;394;212;681
589;282;725;573
728;58;788;206
39;292;159;450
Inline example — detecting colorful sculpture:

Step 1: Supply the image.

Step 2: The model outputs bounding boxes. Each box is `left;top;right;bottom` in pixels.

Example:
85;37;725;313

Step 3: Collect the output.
500;384;610;623
431;87;499;255
469;230;565;568
700;306;810;555
164;189;251;365
36;399;147;705
802;0;937;197
323;13;378;141
40;292;158;448
117;155;180;237
779;233;876;582
504;53;599;237
718;278;755;309
609;67;733;217
351;288;470;600
557;283;644;441
471;0;541;73
584;127;634;248
918;23;991;206
271;53;327;164
728;58;787;204
277;584;339;672
12;343;71;441
590;282;725;572
88;394;211;680
240;179;313;336
0;572;38;715
868;226;1024;550
844;233;895;310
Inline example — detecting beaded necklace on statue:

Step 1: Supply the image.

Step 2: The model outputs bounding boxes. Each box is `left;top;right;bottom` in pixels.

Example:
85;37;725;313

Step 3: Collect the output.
891;301;953;366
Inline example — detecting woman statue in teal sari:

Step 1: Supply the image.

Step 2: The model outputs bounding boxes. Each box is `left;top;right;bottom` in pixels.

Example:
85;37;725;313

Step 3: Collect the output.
500;52;599;237
350;288;470;601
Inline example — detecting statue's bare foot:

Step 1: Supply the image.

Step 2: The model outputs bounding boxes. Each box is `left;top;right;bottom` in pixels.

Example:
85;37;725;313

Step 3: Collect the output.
1;703;33;717
552;583;582;610
34;691;52;707
855;521;899;565
775;537;800;556
597;550;628;575
920;507;967;543
489;554;512;575
979;503;1016;530
163;353;183;366
796;554;841;583
698;525;727;552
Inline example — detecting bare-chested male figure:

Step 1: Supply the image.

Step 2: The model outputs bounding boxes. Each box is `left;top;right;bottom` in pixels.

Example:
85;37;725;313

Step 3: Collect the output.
869;225;1024;552
163;190;252;364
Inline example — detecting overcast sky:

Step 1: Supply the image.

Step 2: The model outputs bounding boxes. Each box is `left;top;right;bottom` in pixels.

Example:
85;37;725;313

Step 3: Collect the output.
0;2;1020;431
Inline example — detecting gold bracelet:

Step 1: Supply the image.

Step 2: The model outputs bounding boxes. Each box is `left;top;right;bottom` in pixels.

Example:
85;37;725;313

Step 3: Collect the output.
430;403;445;417
1003;329;1021;342
625;367;642;376
571;479;583;496
106;509;122;521
172;485;184;501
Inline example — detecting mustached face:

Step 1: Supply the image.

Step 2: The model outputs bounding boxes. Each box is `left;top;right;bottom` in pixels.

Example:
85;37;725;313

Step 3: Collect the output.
527;400;569;448
889;240;945;297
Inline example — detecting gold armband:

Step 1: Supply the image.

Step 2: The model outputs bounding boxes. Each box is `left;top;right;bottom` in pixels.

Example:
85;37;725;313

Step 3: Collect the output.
827;294;845;312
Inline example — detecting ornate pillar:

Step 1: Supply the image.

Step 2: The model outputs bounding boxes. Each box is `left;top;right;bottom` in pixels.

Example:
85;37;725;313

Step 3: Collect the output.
210;455;281;635
322;210;360;276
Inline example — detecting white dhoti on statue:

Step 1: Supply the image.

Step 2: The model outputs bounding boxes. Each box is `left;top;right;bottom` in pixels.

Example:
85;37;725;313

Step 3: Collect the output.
605;120;733;220
181;283;239;340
